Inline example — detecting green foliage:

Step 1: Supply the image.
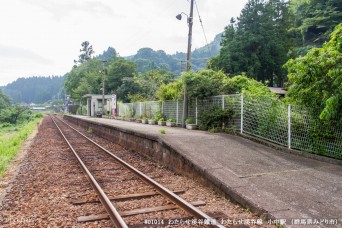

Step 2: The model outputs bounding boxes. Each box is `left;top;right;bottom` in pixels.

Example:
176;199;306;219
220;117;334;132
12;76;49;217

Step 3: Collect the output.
0;90;11;109
157;70;274;101
289;0;342;47
65;59;103;100
159;129;166;134
156;80;183;101
222;75;276;98
210;0;293;86
128;70;176;102
130;37;221;75
0;106;35;125
186;117;196;124
74;41;95;66
105;58;138;103
198;106;234;131
167;118;176;122
183;70;226;99
0;117;41;176
2;76;65;104
97;47;117;62
35;113;44;118
87;127;93;134
285;24;342;122
153;111;166;122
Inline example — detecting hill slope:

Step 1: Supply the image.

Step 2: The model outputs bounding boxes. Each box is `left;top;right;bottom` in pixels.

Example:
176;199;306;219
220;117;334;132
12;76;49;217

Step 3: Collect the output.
125;33;222;75
2;75;65;104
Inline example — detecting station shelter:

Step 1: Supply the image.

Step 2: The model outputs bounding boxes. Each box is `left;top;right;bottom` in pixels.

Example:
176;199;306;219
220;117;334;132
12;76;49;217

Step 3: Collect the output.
83;94;117;117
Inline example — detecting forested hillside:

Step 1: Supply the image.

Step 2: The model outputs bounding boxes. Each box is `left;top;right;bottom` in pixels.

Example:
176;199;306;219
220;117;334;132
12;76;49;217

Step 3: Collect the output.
126;33;222;75
2;76;65;104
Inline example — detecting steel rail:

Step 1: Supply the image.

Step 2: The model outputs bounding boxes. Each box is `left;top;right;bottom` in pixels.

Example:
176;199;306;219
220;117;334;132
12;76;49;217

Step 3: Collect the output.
57;116;225;228
50;116;128;228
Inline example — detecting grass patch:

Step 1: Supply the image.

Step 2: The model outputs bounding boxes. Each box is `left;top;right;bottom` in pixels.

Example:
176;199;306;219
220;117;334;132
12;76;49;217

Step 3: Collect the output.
159;129;166;134
87;127;93;134
0;118;41;177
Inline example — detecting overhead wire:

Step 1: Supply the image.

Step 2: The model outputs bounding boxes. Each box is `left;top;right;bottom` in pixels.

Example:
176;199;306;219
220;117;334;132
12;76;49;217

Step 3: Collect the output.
194;0;212;58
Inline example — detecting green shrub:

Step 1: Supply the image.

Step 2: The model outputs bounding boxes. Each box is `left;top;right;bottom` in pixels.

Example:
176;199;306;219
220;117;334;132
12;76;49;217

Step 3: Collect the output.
0;122;12;128
186;117;196;124
35;113;44;118
198;106;234;131
153;111;166;122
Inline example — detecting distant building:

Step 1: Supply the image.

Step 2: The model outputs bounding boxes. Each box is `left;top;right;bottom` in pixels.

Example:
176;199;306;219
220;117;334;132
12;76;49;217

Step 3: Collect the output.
31;107;46;111
83;94;113;117
268;87;287;98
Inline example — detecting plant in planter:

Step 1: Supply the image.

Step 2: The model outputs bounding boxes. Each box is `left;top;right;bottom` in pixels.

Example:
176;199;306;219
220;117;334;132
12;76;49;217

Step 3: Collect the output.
115;115;123;120
166;118;176;127
127;117;136;122
158;117;166;126
135;119;142;123
186;117;197;130
141;117;148;124
148;119;157;125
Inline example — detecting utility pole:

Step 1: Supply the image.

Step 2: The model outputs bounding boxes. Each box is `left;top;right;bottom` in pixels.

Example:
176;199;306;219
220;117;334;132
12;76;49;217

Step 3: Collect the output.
182;0;194;128
101;60;107;116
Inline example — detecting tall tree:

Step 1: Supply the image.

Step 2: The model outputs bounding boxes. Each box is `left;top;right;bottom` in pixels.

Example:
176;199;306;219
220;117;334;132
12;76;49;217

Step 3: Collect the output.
105;58;137;96
65;59;103;99
74;41;95;66
210;0;292;86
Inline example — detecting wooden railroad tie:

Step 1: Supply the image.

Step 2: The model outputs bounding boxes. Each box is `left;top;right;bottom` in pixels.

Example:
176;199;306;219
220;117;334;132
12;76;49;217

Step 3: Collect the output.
72;190;185;205
77;200;206;223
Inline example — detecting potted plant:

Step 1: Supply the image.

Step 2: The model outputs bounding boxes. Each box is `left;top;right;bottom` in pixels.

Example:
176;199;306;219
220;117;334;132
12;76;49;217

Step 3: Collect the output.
186;117;197;130
166;118;176;127
148;119;157;125
127;117;136;122
141;117;148;124
158;117;166;126
114;115;123;120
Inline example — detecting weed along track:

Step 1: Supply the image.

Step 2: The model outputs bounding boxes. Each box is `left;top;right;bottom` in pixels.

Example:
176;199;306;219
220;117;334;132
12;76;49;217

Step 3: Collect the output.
51;115;225;227
0;115;269;227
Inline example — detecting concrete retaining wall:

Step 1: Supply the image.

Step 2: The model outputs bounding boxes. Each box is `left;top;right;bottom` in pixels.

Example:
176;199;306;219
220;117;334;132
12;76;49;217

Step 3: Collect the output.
63;115;208;181
63;115;271;217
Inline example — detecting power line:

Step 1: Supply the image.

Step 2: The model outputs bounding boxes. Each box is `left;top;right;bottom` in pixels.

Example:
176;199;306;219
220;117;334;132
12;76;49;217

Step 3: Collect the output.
194;0;212;58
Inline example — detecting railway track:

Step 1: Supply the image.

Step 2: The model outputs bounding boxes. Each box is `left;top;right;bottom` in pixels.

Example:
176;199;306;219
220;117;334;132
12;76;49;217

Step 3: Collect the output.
50;115;225;227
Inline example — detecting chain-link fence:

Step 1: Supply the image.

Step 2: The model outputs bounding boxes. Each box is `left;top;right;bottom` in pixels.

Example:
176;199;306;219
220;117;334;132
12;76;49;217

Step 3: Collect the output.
117;94;341;159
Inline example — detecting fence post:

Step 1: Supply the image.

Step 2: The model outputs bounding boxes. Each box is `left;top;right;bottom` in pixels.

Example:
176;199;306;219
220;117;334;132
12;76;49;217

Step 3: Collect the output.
288;104;291;149
240;94;244;134
222;95;225;110
196;97;198;125
139;102;142;117
161;101;164;114
176;100;179;124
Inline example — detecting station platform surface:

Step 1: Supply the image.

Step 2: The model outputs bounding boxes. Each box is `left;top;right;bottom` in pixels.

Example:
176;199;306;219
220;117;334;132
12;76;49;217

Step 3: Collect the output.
71;115;342;227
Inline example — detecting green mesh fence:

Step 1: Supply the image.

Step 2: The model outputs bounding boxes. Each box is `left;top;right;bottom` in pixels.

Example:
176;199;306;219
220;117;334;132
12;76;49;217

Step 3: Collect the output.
118;94;341;159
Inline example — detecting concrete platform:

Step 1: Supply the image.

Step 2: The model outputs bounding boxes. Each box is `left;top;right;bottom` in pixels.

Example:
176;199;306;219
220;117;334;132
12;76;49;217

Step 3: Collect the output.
68;115;342;227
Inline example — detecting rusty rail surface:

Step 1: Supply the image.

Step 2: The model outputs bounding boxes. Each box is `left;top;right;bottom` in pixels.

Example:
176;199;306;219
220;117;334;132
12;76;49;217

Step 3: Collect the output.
51;115;224;228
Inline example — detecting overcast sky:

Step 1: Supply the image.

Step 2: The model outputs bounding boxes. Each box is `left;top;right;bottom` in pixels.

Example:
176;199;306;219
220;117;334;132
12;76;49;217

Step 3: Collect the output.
0;0;248;86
